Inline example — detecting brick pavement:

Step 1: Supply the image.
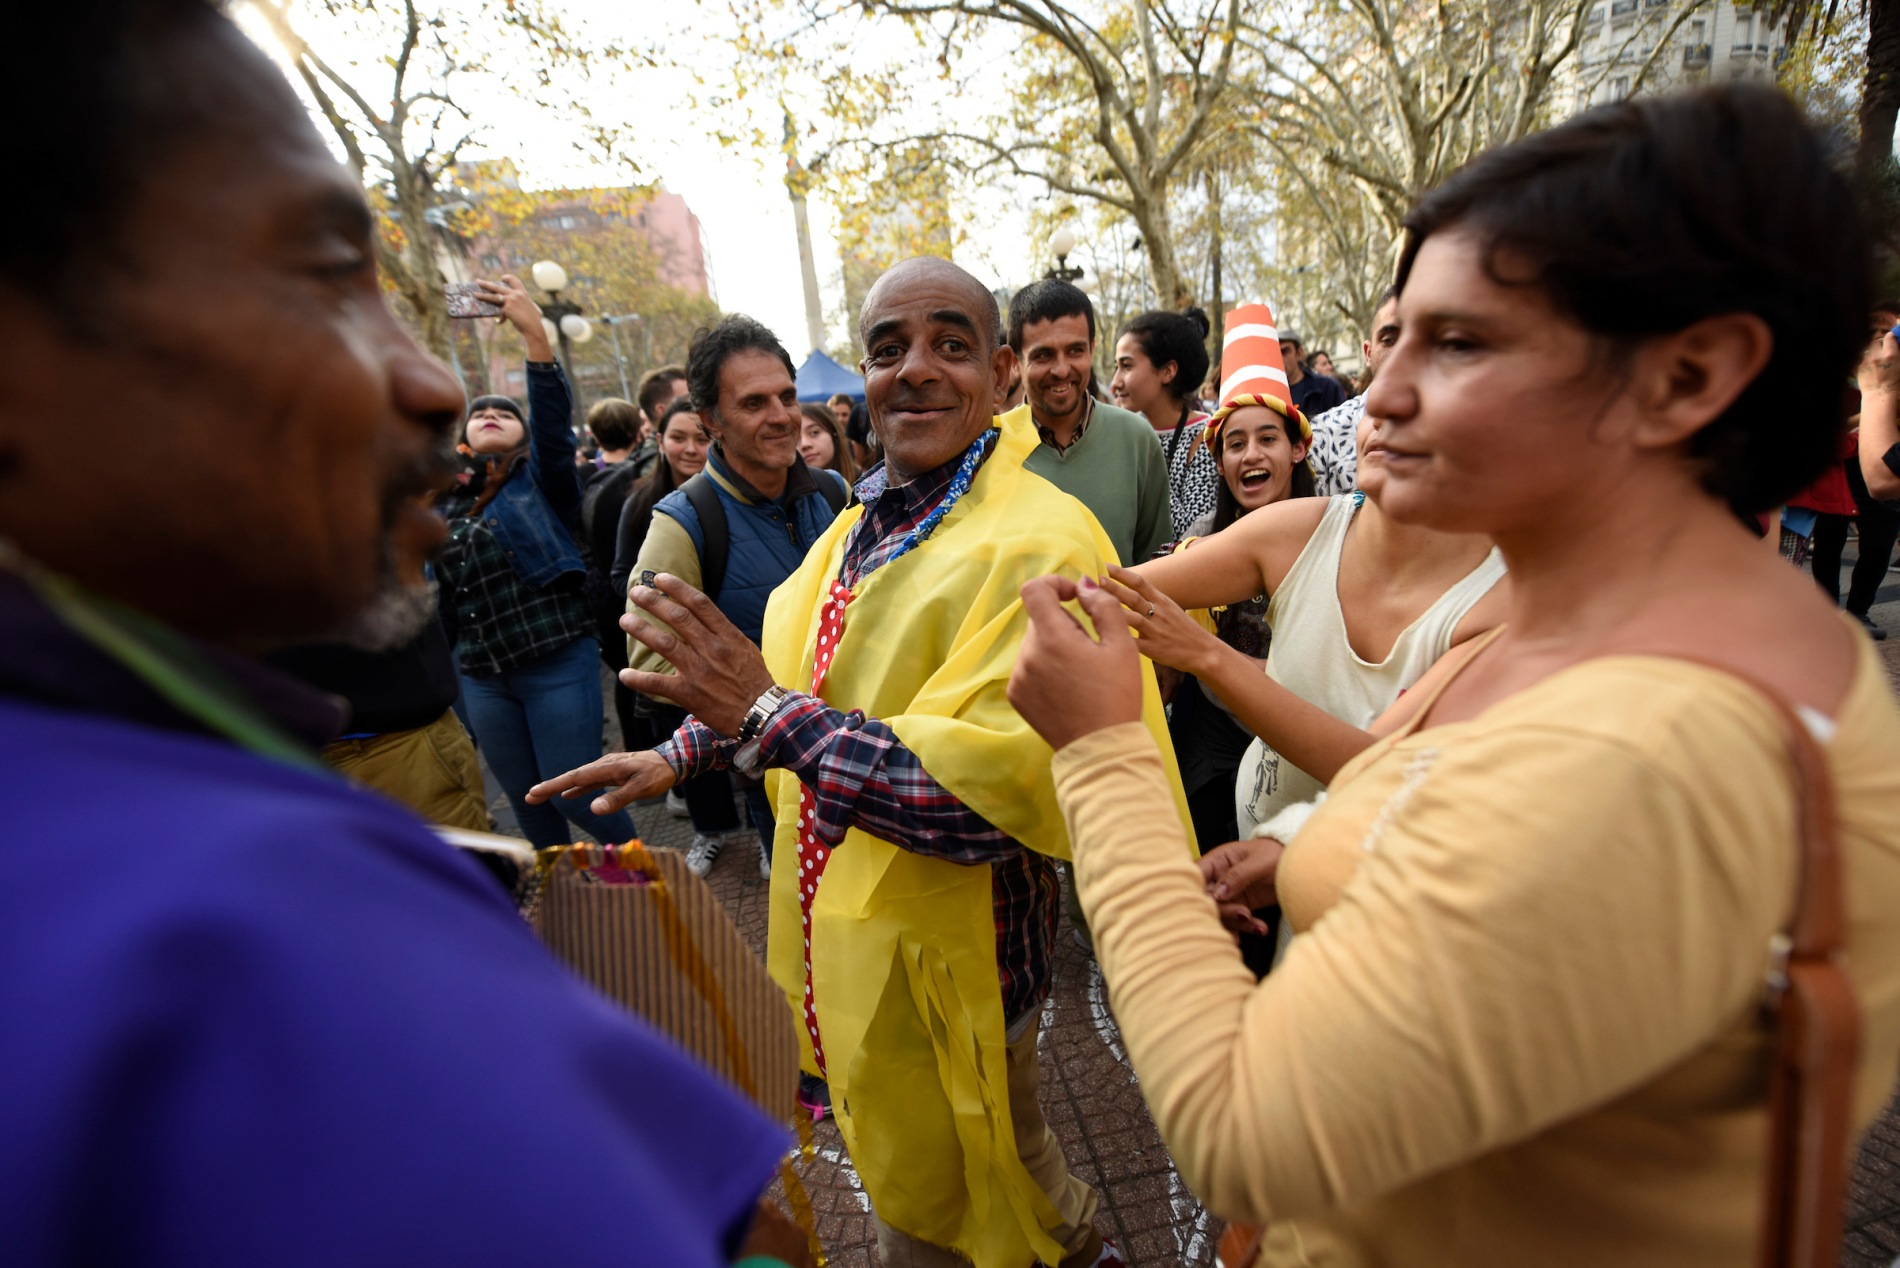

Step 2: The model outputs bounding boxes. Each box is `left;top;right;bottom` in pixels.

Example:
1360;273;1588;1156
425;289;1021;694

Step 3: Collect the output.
476;556;1900;1265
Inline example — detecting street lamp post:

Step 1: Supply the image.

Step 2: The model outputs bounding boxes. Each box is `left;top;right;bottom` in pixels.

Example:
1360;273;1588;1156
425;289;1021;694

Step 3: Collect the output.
599;314;639;401
530;259;594;428
1044;227;1085;285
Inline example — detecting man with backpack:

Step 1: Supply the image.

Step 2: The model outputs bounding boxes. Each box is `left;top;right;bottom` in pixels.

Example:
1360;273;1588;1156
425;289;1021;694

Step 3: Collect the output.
625;315;848;879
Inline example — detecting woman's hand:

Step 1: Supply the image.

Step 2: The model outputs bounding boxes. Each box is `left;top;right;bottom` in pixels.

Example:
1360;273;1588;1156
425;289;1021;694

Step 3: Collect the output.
479;274;554;362
1198;838;1285;937
1103;565;1227;675
1008;574;1144;752
526;749;678;817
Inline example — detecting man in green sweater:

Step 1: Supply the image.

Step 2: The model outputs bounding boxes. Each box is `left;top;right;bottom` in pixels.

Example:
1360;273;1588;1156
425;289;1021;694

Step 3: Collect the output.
1008;280;1173;564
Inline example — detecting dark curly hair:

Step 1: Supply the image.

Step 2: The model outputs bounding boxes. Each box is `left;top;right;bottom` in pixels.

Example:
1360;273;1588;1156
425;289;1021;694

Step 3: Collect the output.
685;316;795;418
1118;309;1212;409
1396;84;1871;515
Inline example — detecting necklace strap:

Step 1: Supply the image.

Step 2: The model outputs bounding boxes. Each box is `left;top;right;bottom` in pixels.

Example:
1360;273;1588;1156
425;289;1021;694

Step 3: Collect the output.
0;541;326;772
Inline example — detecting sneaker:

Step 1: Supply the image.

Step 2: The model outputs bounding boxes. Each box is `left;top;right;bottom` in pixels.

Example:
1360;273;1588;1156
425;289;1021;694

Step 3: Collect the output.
665;790;690;819
759;842;772;881
797;1073;831;1123
1855;612;1888;641
684;833;724;878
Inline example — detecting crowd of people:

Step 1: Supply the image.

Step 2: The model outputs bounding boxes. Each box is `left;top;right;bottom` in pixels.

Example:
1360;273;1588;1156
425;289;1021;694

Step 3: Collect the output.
9;3;1900;1268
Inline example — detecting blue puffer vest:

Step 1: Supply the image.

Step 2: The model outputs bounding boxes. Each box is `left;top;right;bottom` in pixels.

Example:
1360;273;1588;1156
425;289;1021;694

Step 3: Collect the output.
651;447;848;643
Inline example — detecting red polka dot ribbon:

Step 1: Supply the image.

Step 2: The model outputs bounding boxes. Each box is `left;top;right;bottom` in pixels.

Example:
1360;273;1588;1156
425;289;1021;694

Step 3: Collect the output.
797;579;854;1076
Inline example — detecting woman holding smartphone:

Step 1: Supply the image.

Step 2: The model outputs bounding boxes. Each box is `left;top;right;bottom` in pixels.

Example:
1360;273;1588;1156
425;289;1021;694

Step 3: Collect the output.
435;275;635;850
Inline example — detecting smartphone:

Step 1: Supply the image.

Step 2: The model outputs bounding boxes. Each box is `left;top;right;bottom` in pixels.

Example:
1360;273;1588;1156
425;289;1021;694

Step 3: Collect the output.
446;281;503;319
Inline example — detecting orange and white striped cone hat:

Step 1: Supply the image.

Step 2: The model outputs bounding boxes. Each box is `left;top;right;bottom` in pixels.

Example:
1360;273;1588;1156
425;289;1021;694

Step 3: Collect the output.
1206;301;1310;450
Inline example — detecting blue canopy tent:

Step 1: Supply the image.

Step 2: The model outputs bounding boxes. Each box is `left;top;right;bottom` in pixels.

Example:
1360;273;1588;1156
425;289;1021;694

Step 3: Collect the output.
795;350;865;403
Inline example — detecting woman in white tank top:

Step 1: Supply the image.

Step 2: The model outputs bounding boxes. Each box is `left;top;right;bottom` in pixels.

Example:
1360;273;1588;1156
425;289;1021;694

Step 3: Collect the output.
1234;492;1504;834
1103;417;1508;859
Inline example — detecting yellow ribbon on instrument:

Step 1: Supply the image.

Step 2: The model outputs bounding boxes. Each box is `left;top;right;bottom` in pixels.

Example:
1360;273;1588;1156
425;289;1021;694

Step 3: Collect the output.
536;841;826;1264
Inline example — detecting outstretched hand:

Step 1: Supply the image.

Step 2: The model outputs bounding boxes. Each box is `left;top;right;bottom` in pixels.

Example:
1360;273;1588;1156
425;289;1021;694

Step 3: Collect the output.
526;749;677;818
1007;574;1143;752
478;274;551;359
1103;565;1224;675
620;572;778;737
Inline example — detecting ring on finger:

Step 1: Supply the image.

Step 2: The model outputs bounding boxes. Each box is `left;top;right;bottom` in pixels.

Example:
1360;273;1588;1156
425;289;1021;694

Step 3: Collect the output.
1146;603;1156;618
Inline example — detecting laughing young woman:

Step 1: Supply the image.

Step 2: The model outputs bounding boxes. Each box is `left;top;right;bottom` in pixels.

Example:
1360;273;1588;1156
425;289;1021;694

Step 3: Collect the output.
1162;394;1316;858
1128;397;1505;849
1008;85;1900;1267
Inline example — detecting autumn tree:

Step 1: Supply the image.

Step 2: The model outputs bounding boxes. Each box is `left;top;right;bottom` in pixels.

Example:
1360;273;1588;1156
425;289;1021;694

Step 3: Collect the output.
243;0;634;359
448;179;721;405
1234;0;1709;339
1768;0;1900;176
719;0;1247;309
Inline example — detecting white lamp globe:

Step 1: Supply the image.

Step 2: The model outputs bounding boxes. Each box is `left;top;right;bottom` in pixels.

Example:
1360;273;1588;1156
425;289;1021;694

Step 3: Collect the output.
530;260;569;293
541;318;560;346
1050;226;1077;259
560;314;594;344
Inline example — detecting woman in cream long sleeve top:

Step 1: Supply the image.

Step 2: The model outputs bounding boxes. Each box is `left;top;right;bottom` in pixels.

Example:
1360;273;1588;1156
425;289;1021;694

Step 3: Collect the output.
1006;87;1900;1267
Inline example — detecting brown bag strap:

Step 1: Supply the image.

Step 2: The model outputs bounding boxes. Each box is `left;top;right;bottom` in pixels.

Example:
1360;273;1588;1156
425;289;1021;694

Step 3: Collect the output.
1653;658;1861;1268
1217;657;1862;1268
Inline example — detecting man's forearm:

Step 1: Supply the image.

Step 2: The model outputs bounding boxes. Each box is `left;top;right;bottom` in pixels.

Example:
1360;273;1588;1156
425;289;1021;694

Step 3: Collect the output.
760;694;1017;863
625;515;705;690
1861;392;1900;500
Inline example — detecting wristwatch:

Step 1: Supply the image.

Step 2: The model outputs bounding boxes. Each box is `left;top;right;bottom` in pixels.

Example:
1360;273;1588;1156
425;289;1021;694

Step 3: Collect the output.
732;685;792;779
736;684;792;746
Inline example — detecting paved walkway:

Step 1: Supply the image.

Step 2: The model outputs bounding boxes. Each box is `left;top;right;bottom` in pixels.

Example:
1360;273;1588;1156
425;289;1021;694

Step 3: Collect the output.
479;536;1900;1266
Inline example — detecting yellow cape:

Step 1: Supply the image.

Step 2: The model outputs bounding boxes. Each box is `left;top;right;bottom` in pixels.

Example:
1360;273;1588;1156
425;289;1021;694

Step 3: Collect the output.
761;411;1191;1267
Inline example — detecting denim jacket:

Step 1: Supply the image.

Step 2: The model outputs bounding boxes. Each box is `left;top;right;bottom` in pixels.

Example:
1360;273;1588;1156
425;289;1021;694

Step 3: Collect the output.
484;362;587;588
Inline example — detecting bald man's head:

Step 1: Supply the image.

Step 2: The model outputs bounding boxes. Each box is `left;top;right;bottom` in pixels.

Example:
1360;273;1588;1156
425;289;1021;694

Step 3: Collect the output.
856;256;1012;483
859;257;1001;352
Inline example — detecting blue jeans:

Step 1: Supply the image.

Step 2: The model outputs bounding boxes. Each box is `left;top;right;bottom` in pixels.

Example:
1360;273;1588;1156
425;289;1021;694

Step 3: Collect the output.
457;637;635;849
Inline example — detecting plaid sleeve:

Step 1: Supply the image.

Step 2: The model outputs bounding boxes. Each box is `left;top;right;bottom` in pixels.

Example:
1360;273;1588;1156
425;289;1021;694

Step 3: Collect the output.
760;693;1016;863
655;715;734;781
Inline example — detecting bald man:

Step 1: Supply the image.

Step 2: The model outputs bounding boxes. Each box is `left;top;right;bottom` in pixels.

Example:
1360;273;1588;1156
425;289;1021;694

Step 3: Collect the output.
534;258;1188;1268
